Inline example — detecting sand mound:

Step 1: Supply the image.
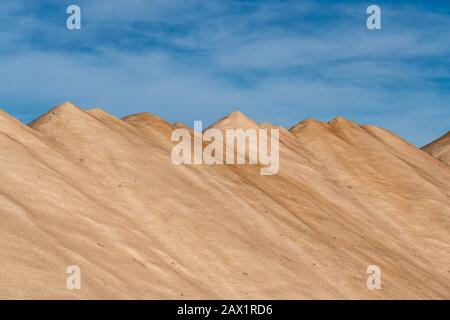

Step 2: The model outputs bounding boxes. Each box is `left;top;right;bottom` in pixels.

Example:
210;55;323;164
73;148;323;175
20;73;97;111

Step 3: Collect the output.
208;111;259;131
0;103;449;299
422;131;450;165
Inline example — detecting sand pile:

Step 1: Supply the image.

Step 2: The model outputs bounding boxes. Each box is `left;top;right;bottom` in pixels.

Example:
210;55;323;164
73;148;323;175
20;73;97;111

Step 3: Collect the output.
422;131;450;165
0;102;449;299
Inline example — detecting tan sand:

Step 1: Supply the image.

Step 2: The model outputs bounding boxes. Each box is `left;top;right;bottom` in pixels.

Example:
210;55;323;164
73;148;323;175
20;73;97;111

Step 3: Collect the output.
422;131;450;165
0;102;449;299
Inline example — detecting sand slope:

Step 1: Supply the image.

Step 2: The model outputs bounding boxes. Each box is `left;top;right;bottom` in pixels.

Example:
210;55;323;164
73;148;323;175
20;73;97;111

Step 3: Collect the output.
422;131;450;165
0;102;449;299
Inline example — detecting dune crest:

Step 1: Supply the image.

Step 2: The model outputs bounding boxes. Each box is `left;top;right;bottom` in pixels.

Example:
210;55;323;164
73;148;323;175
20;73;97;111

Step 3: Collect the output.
208;111;259;131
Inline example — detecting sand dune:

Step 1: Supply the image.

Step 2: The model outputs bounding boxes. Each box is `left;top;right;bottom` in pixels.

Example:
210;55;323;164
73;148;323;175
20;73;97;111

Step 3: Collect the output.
0;102;449;299
422;131;450;165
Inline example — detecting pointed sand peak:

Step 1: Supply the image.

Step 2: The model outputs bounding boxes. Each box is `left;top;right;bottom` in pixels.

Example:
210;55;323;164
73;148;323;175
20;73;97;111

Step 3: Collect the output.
52;101;80;111
328;116;359;127
28;101;87;128
327;116;365;134
209;110;258;130
227;110;250;120
44;101;83;117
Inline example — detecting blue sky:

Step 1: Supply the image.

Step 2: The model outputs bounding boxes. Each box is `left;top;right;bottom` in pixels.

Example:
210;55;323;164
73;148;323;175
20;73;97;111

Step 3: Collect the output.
0;0;449;146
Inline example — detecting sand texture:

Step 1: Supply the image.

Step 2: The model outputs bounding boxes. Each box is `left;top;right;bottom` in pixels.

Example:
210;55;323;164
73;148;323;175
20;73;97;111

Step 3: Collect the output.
0;102;449;299
422;131;450;166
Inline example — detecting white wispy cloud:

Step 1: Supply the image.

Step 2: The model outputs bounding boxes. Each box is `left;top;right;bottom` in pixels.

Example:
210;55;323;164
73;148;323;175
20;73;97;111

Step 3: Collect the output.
0;0;448;146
